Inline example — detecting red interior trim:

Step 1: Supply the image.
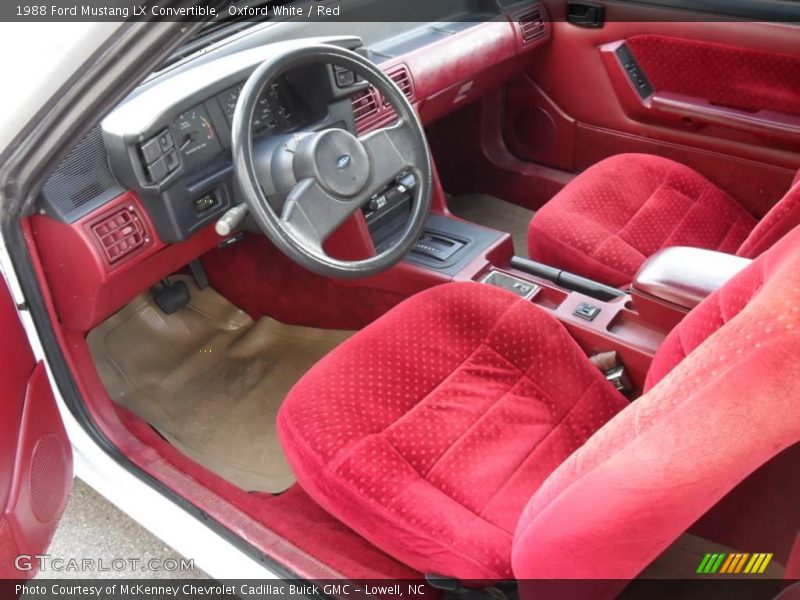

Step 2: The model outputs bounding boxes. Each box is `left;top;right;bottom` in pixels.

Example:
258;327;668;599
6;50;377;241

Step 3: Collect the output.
626;34;800;118
30;193;224;331
23;216;396;579
429;90;574;211
4;363;72;577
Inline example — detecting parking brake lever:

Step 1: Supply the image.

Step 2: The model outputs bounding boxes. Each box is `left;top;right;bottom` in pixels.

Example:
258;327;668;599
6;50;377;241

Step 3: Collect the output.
510;256;626;302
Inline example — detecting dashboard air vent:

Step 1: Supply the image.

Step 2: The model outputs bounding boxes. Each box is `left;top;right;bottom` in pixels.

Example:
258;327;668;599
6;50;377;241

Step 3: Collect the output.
351;87;380;131
517;6;546;44
386;65;415;102
90;206;148;266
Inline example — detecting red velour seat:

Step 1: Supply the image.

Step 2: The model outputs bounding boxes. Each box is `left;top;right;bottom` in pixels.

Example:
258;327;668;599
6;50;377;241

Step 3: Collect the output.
528;154;800;287
278;283;629;579
278;226;800;580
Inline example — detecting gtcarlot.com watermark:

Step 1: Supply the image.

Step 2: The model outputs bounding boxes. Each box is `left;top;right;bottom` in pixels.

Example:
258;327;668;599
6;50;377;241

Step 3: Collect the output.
16;554;195;573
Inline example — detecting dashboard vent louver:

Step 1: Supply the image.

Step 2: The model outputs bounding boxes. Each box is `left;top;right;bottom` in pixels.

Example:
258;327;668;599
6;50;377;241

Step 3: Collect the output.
351;65;415;133
351;87;380;131
90;206;148;266
517;6;546;44
386;65;415;102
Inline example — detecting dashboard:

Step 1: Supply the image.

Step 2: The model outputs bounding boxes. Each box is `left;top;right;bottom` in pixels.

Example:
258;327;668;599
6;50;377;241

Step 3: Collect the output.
32;3;550;331
100;37;364;244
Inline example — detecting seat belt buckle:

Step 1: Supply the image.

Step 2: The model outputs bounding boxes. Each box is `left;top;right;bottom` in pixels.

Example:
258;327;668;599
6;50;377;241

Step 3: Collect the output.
590;351;633;397
604;363;633;396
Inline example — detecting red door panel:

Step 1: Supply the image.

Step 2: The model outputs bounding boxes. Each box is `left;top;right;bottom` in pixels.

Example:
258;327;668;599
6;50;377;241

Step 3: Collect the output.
503;8;800;214
0;275;72;578
0;283;36;512
626;34;800;118
592;35;800;155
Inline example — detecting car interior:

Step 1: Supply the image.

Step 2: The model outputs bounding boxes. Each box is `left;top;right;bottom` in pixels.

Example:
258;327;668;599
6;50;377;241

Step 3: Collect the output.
6;0;800;591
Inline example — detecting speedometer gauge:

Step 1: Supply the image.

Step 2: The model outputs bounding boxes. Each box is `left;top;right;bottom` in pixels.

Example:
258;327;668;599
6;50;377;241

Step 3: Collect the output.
173;105;221;167
218;83;276;131
219;85;242;124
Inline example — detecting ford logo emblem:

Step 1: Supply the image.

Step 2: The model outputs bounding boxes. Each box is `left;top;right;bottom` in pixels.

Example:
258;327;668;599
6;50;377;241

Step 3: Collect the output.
336;154;352;169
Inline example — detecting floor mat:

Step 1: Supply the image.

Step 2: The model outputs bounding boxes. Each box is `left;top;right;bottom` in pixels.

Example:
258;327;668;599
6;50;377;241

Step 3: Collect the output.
449;193;535;257
88;276;352;493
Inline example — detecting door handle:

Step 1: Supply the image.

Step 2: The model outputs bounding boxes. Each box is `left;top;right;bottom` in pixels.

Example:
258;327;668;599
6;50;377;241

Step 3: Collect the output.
567;1;605;27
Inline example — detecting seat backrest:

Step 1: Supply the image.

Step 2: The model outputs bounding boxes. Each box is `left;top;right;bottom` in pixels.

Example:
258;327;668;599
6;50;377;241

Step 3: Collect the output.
512;225;800;579
736;171;800;259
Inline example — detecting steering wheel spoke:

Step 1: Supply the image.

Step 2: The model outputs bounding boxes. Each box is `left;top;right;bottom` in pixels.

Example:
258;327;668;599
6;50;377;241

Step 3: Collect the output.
281;178;362;249
359;120;417;198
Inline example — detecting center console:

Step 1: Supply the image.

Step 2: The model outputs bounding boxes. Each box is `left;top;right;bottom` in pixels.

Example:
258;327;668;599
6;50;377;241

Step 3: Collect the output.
406;215;506;276
340;156;752;396
364;174;505;276
466;259;662;391
464;243;752;392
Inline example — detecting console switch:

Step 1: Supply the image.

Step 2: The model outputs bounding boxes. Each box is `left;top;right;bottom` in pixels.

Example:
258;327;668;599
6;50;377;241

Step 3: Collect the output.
574;302;601;321
147;157;168;183
140;129;179;183
158;131;174;152
480;271;540;300
164;150;180;171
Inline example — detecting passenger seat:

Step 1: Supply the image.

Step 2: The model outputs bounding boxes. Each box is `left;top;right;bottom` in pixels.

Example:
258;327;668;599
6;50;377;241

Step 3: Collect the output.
527;154;800;287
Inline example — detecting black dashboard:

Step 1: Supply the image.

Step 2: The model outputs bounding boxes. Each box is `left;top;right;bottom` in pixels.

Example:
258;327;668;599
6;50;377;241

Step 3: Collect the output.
141;76;313;185
100;36;365;244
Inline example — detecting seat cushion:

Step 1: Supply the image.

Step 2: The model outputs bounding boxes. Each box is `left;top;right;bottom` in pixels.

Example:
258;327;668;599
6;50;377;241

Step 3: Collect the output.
278;282;628;579
528;154;757;287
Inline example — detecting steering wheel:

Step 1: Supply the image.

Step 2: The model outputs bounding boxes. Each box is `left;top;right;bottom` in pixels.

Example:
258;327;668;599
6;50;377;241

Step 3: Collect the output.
230;44;432;279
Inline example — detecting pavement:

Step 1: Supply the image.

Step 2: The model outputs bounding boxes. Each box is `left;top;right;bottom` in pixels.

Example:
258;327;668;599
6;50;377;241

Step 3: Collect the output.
36;478;209;580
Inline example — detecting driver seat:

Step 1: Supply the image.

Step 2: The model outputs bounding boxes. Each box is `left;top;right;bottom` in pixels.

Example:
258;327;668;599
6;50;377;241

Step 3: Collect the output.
277;226;800;580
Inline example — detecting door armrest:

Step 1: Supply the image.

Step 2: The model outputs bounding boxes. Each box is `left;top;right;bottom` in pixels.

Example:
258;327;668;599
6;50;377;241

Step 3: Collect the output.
650;91;800;141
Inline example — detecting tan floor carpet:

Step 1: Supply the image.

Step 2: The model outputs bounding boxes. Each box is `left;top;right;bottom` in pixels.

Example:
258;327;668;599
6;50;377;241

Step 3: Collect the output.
449;194;535;257
87;276;352;493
